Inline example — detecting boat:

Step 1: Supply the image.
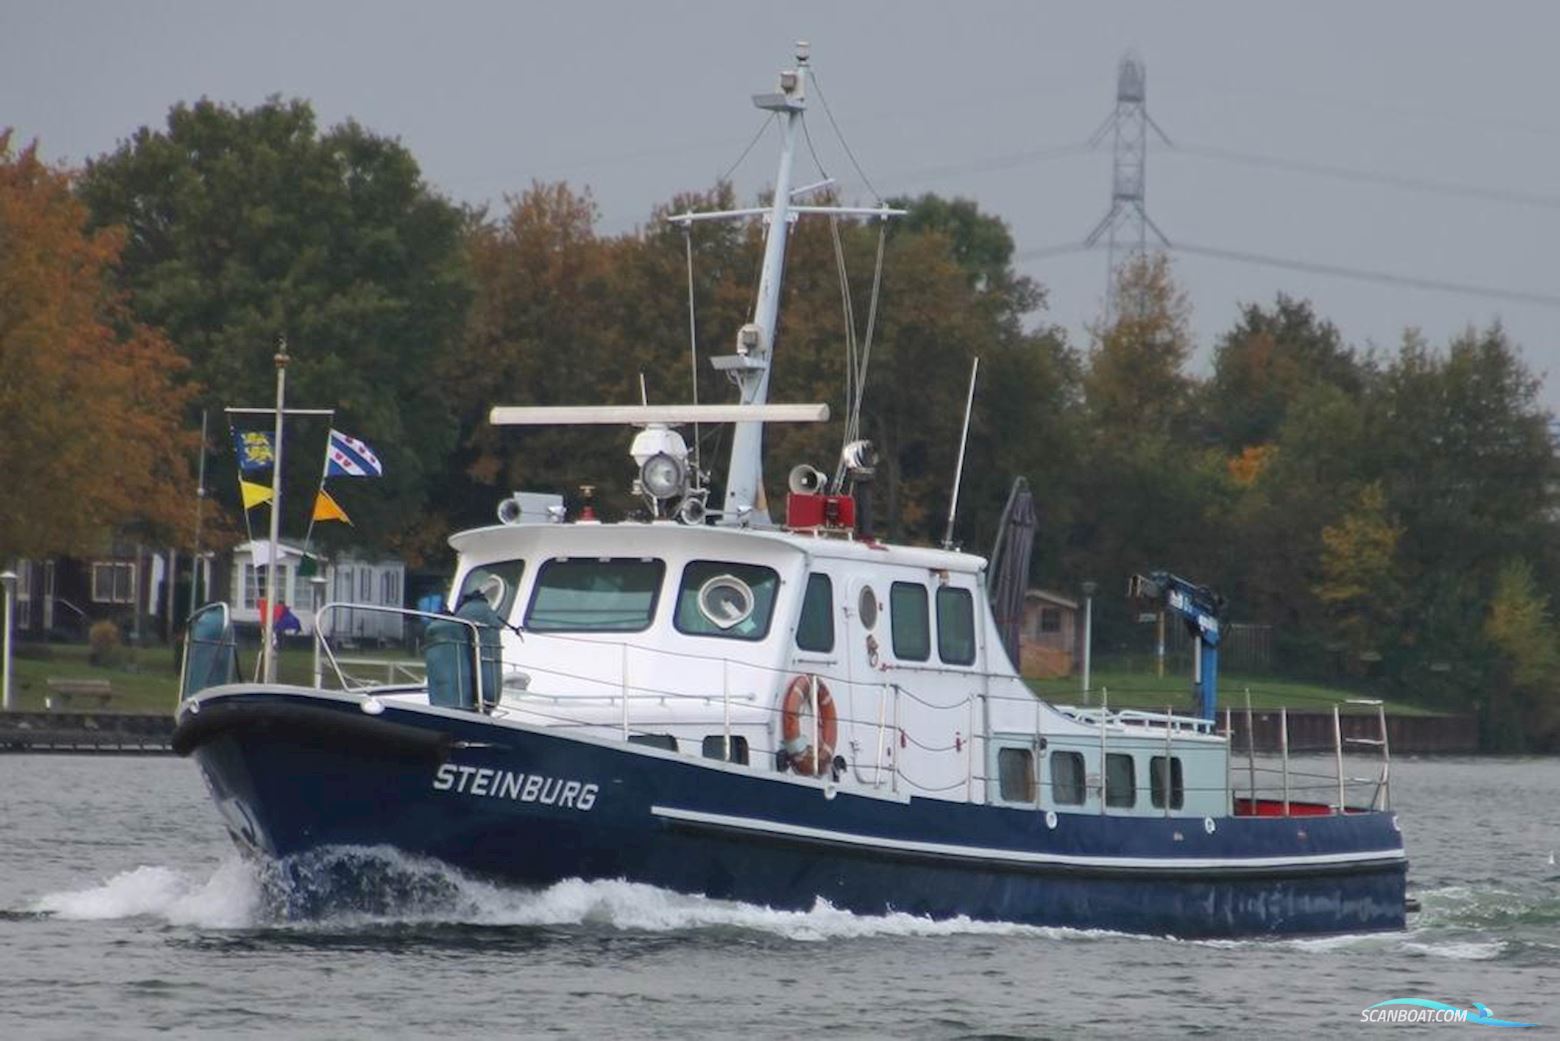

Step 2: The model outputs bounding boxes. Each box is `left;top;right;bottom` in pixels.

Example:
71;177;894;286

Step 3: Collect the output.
173;44;1408;938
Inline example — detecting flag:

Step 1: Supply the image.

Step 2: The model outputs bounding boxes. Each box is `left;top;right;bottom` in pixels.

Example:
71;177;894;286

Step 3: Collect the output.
325;429;383;478
312;489;353;525
240;480;274;509
233;430;275;472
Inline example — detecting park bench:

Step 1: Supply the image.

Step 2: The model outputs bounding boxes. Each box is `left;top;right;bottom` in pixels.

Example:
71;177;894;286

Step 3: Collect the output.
44;678;117;710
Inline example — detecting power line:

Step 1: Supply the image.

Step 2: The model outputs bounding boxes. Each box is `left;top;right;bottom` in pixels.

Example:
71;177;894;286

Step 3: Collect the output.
1013;238;1560;310
1162;141;1560;212
1170;241;1560;309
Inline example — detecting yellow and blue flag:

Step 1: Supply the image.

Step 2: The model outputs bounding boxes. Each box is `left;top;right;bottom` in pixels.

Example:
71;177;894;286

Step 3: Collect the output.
233;430;275;472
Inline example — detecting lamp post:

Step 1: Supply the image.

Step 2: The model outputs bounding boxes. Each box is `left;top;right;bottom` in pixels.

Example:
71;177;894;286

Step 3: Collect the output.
1081;580;1097;706
1;570;16;712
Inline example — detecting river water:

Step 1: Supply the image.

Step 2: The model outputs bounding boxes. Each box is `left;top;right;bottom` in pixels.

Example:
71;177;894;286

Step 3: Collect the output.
0;754;1555;1039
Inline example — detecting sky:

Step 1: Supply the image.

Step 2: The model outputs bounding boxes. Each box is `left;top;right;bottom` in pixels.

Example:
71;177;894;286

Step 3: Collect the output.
5;0;1558;407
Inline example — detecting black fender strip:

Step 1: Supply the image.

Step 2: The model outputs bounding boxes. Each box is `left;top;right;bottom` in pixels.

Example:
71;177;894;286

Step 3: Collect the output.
173;698;451;762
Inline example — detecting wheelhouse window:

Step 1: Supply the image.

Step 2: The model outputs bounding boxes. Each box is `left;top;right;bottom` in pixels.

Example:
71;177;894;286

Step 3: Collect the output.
526;558;664;632
795;573;834;652
673;560;780;641
889;582;930;661
628;733;678;752
936;586;977;666
1106;752;1136;808
997;747;1036;803
1150;755;1185;810
1050;751;1086;805
457;560;526;617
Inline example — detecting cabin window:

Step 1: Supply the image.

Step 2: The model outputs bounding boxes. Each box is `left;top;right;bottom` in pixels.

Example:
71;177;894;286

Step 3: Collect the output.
1050;751;1086;805
1039;606;1062;634
997;747;1036;803
457;560;526;617
889;582;930;661
674;561;779;641
702;734;750;764
526;558;664;632
628;733;678;752
936;587;977;666
1106;753;1136;808
1150;755;1185;810
796;573;834;652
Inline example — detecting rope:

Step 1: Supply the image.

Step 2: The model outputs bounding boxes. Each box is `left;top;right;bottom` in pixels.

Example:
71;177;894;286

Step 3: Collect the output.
809;71;884;203
718;114;777;186
683;225;701;475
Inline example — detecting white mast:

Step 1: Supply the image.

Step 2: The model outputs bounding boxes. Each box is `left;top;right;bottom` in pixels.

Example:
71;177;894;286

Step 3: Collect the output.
262;339;288;684
492;44;903;523
718;41;810;524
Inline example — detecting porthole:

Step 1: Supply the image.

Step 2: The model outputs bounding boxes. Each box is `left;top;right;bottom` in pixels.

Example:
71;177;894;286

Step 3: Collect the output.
1045;810;1058;830
697;574;755;630
1204;816;1217;834
858;586;879;629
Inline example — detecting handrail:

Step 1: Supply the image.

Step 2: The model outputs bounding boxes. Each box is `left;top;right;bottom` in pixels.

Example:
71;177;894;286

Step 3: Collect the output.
314;602;495;710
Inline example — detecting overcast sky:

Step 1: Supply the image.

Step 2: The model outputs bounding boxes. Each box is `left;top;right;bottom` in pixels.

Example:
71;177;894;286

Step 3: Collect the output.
6;1;1558;408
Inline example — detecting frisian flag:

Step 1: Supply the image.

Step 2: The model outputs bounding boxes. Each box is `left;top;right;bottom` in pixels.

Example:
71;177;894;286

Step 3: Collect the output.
325;429;383;478
233;430;275;472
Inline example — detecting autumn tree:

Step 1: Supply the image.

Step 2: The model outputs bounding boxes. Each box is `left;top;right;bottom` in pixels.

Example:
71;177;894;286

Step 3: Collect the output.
1313;482;1405;675
1207;295;1365;452
1069;253;1222;648
77;99;471;560
1483;560;1560;750
0;132;195;559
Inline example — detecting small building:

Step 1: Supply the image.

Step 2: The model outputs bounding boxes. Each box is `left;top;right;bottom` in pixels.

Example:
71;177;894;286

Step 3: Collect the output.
1019;589;1079;678
8;542;184;644
230;540;406;645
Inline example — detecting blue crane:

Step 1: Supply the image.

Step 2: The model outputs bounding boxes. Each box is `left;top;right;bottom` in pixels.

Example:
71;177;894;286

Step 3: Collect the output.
1128;572;1225;719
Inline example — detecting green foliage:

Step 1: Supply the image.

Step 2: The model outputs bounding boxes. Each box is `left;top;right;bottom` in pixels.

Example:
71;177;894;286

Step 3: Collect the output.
1483;560;1560;749
77;98;472;561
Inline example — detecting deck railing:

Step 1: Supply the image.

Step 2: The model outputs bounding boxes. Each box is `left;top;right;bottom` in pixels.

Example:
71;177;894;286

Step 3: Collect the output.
276;601;1394;815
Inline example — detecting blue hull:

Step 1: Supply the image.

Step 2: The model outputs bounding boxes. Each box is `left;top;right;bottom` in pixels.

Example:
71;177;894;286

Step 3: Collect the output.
176;689;1408;938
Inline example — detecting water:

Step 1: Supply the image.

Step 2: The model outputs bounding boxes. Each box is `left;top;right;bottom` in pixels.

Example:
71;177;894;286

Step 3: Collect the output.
1;755;1556;1039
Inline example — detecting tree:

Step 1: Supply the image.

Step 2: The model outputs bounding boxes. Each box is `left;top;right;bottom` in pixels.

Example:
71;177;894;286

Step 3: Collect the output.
1314;482;1405;675
77;98;471;560
0;132;195;559
1483;559;1560;750
1070;254;1219;647
1207;295;1364;451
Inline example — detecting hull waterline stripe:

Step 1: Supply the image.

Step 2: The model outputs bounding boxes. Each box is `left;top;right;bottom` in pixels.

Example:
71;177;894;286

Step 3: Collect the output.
649;805;1405;873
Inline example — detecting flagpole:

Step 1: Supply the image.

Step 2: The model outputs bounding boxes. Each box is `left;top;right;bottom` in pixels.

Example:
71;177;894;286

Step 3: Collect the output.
262;338;289;685
190;408;208;611
301;434;332;552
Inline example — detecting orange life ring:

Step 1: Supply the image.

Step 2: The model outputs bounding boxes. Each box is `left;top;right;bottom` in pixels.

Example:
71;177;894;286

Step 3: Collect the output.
780;674;838;777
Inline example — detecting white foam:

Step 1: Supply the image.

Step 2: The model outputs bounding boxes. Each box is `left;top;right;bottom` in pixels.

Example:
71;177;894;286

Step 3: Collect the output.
1400;939;1506;961
455;875;1106;942
34;857;261;928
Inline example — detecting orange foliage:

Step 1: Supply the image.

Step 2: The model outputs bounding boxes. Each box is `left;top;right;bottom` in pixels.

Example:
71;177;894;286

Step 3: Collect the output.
1226;444;1276;487
0;132;197;557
